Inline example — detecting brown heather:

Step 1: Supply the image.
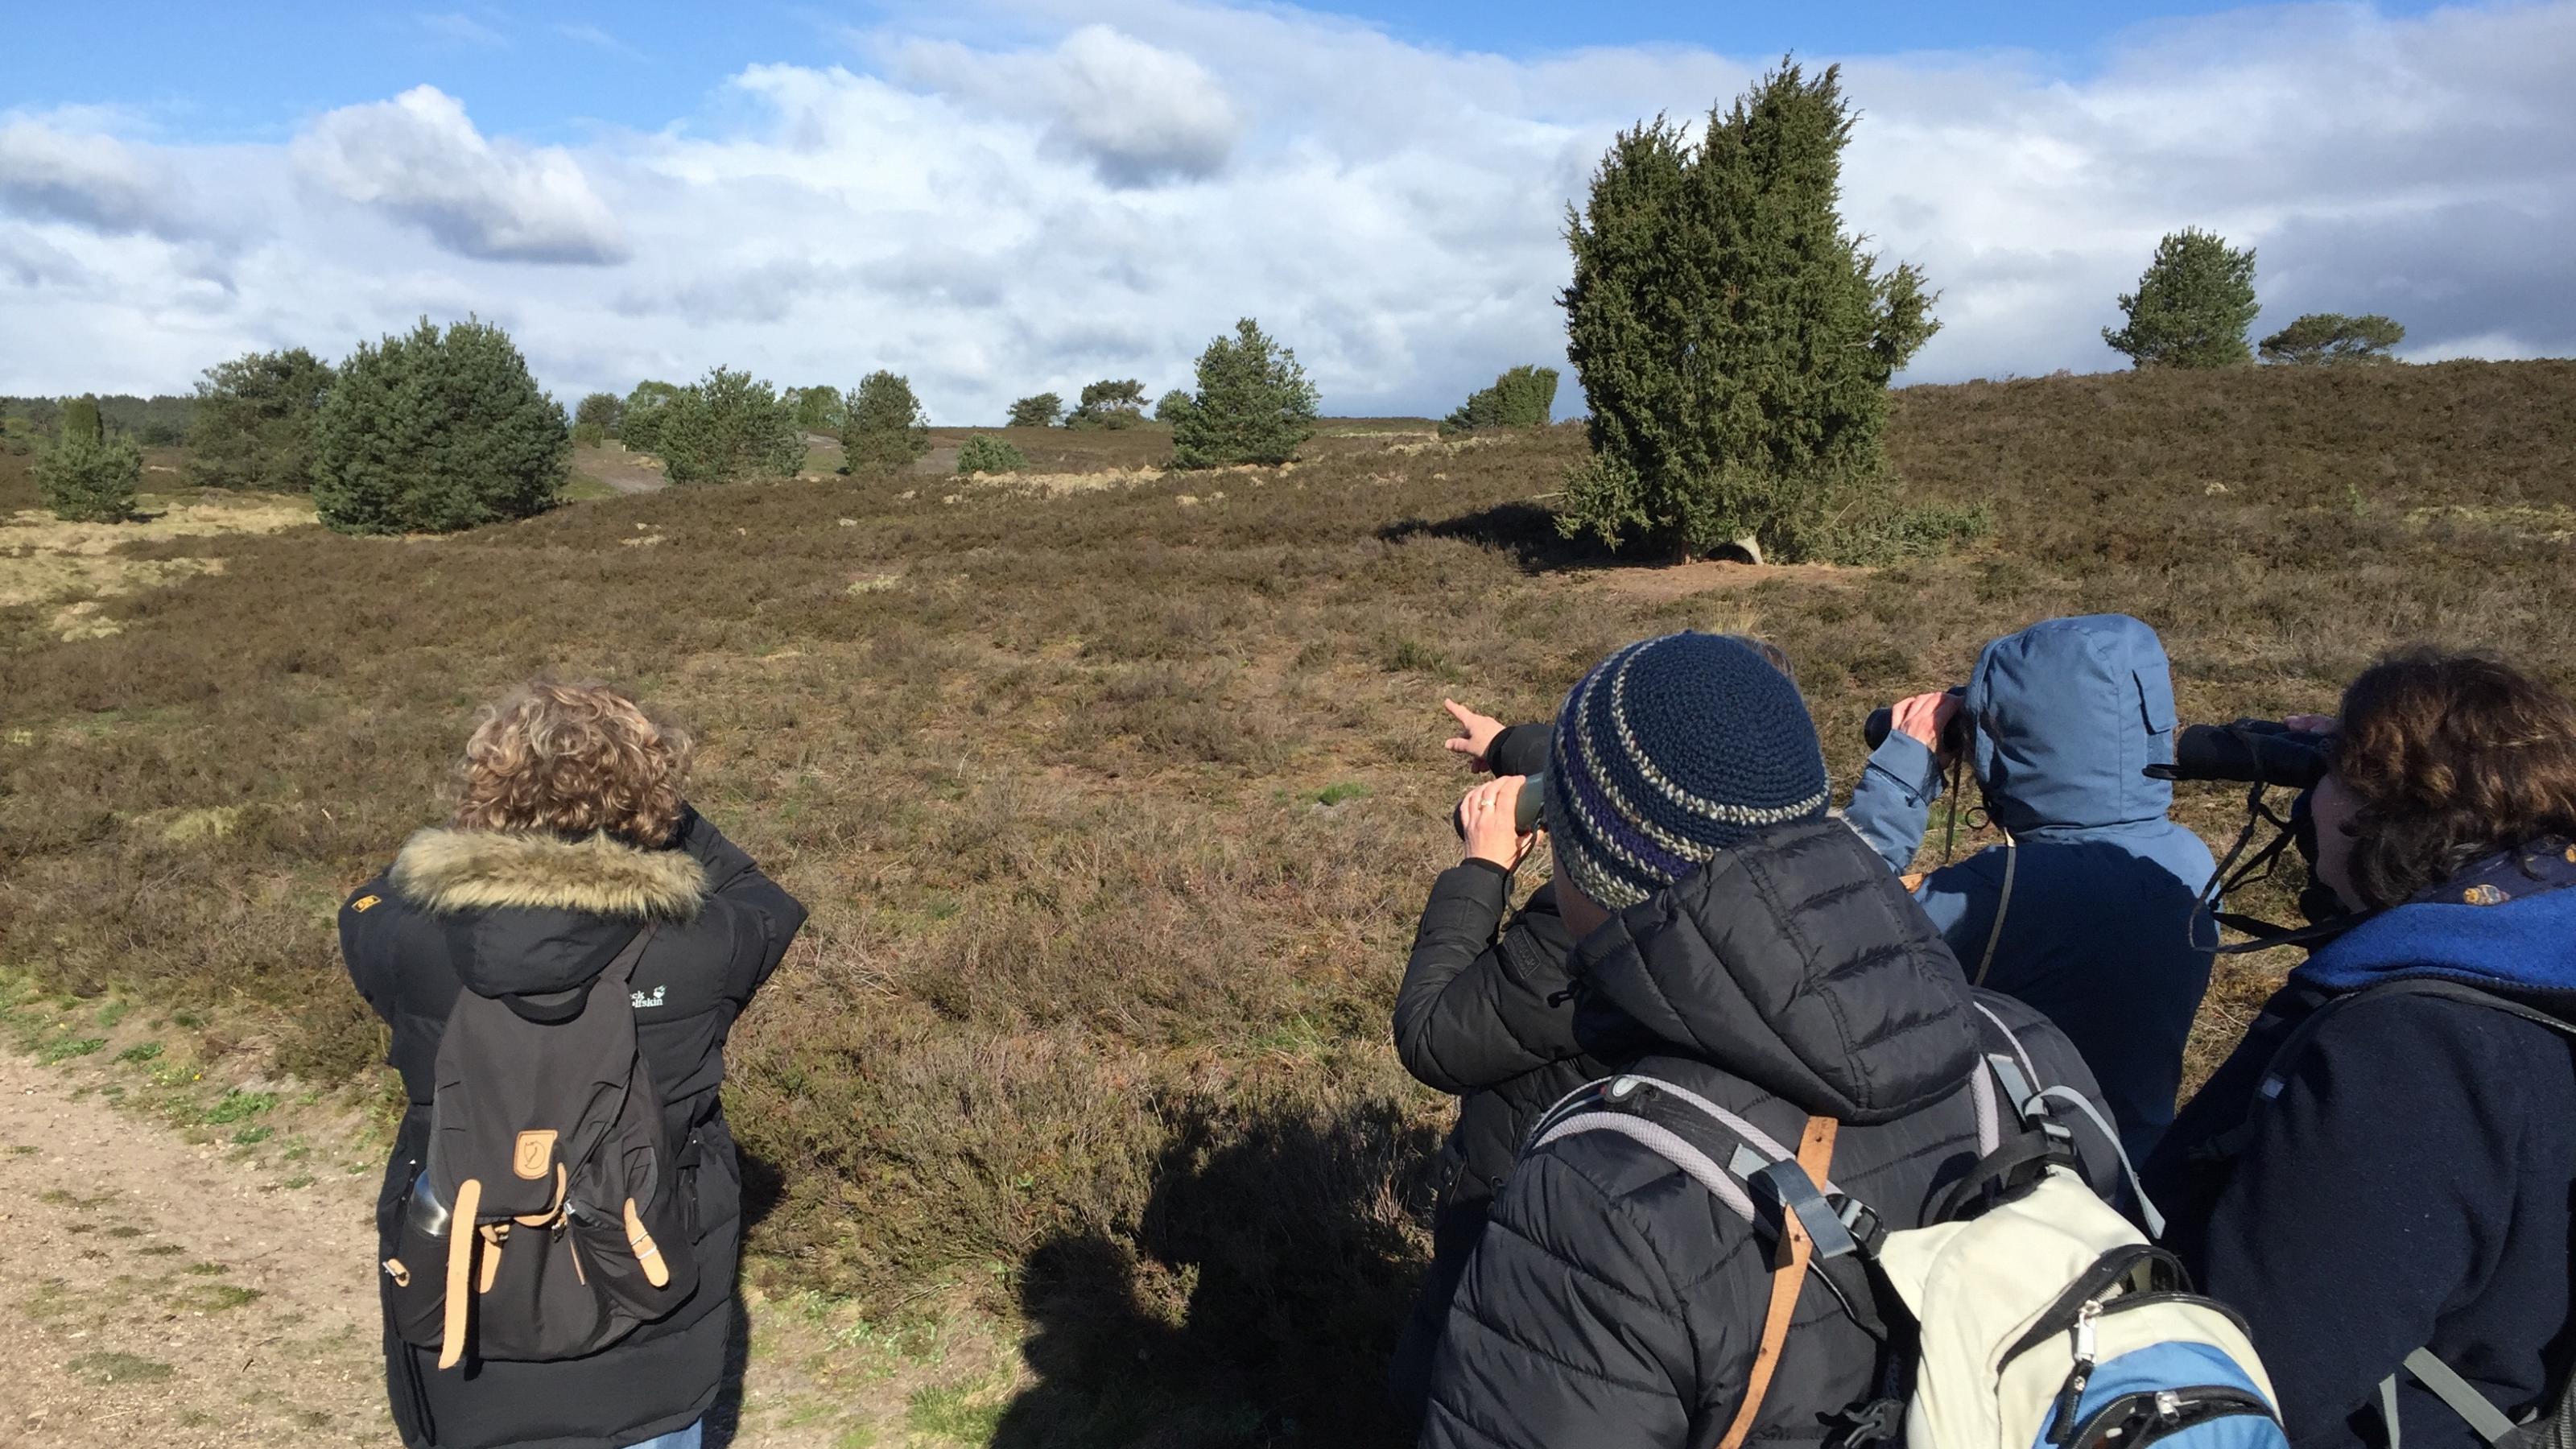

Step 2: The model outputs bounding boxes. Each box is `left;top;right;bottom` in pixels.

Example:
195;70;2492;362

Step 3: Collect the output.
3;365;2575;1443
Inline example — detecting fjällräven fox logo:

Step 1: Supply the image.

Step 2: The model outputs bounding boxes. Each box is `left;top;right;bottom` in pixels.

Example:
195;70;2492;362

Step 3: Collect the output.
630;985;667;1009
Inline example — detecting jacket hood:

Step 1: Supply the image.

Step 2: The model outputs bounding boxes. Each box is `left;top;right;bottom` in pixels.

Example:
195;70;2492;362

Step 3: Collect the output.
390;828;706;997
1967;614;2178;836
2294;843;2576;1001
1572;817;1983;1124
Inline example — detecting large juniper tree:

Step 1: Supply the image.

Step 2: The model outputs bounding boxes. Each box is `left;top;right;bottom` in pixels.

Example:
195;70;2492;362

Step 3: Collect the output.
1558;62;1938;562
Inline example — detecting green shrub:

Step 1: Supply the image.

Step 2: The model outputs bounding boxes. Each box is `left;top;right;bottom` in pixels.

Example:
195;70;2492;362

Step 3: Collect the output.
1007;393;1065;428
574;390;622;437
35;431;142;522
792;385;844;434
1442;365;1558;435
1558;64;1937;562
1067;379;1147;431
619;380;685;455
1170;319;1318;469
1154;388;1192;423
956;436;1028;475
188;351;335;492
2260;312;2405;366
658;367;807;485
841;371;930;474
2104;228;2259;369
311;317;569;535
58;394;102;445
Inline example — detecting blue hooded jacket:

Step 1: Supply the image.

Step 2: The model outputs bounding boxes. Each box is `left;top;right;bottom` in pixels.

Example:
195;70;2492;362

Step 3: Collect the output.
1845;613;2216;1162
2146;850;2576;1449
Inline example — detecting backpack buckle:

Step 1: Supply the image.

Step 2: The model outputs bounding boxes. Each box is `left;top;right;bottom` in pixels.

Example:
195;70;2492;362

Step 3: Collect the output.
1827;1397;1908;1448
1744;1156;1860;1261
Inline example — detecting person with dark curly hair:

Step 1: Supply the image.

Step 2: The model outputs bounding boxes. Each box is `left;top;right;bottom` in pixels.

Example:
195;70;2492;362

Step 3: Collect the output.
341;681;806;1449
2146;649;2576;1449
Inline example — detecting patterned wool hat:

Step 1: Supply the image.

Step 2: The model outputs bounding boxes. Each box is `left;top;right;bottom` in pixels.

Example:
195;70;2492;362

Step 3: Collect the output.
1545;632;1831;910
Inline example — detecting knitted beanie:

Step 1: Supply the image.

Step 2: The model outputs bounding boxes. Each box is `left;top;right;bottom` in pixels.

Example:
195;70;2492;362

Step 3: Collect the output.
1545;632;1831;911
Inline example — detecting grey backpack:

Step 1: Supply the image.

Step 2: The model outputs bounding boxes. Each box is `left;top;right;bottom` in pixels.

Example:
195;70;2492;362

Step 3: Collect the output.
382;926;700;1368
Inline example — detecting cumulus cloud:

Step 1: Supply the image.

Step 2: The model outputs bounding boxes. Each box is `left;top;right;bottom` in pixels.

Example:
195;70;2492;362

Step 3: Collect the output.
0;115;199;241
900;24;1241;186
5;2;2573;414
291;85;627;264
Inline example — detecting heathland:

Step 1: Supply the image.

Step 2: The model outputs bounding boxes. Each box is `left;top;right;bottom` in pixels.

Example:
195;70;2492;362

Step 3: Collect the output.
3;360;2574;1444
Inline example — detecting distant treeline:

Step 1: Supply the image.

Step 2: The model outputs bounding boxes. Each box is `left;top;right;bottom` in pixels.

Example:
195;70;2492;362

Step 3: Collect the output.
2;394;193;445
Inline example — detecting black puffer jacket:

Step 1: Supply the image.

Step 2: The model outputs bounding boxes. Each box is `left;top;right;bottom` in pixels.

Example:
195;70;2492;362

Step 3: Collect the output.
341;807;805;1449
1422;818;2116;1449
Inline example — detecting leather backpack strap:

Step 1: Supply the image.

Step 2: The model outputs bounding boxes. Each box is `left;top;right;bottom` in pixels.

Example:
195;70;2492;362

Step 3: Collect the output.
1716;1116;1840;1449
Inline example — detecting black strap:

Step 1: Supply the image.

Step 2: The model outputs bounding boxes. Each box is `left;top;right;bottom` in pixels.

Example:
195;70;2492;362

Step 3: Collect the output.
494;925;657;1025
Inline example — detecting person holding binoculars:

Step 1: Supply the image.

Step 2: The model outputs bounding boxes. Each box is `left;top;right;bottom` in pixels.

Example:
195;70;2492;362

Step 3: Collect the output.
1385;634;1799;1419
1844;613;2215;1165
2146;651;2576;1449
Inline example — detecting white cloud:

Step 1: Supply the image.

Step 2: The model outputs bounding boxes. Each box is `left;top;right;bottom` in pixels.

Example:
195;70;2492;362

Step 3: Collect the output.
556;22;642;60
419;12;508;49
291;85;627;264
4;2;2572;418
0;114;198;241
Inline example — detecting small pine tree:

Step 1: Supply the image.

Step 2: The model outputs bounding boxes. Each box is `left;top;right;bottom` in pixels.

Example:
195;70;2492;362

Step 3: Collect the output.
1443;365;1559;435
36;427;142;522
618;380;685;455
573;390;622;446
1066;378;1148;430
1170;320;1318;469
841;371;930;473
311;317;569;535
658;367;809;485
2259;312;2405;366
189;350;336;489
1559;64;1938;560
1006;393;1065;428
2103;228;2260;369
1154;388;1191;423
956;436;1028;475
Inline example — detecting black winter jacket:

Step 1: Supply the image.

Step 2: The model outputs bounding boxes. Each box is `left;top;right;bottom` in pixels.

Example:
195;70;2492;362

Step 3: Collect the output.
2145;852;2576;1449
1422;819;2116;1449
341;808;806;1449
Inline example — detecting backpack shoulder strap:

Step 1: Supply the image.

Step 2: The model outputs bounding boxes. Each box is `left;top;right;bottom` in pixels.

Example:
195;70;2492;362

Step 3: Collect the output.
1718;1117;1839;1449
602;923;657;993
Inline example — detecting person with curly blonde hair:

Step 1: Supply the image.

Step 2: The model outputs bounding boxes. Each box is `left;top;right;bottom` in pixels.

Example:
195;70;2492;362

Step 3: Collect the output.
341;681;806;1449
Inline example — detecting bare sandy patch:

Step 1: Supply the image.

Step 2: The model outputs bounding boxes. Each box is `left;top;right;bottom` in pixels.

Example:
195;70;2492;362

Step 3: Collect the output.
1583;559;1870;604
0;494;310;638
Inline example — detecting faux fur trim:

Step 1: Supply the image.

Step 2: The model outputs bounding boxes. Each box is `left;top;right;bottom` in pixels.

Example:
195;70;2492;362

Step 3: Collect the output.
390;828;708;919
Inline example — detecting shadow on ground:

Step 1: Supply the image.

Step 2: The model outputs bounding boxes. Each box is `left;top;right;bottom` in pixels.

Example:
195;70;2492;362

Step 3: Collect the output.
993;1099;1442;1448
701;1147;789;1448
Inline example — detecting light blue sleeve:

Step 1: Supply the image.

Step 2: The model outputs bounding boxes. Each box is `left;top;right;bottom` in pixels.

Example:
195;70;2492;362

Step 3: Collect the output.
1843;733;1946;876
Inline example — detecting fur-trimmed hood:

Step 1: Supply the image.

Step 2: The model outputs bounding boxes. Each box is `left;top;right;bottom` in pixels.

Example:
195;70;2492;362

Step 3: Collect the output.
387;828;708;1001
392;828;708;919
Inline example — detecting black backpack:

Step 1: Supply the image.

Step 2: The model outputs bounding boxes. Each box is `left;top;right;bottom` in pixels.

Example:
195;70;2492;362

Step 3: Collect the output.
381;926;700;1368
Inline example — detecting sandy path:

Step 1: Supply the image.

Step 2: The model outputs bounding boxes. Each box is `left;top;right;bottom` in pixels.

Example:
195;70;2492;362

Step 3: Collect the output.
0;1052;386;1447
0;1051;942;1449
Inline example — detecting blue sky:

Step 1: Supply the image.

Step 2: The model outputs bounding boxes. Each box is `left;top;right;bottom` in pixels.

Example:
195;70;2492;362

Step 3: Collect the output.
7;2;2456;142
2;2;2568;416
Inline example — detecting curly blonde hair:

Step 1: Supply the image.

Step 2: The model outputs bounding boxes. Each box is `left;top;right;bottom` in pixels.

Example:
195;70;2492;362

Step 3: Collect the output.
453;681;693;846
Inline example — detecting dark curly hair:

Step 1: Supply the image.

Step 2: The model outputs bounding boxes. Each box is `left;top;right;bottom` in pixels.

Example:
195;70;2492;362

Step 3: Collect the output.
2330;650;2576;909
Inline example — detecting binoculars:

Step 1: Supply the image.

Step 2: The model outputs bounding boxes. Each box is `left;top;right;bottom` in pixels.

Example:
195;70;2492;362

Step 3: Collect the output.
1862;686;1971;758
1452;771;1550;839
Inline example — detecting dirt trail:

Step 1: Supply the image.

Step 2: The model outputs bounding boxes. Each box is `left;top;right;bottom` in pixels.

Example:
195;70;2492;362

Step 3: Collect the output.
0;1051;976;1448
0;1051;385;1447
